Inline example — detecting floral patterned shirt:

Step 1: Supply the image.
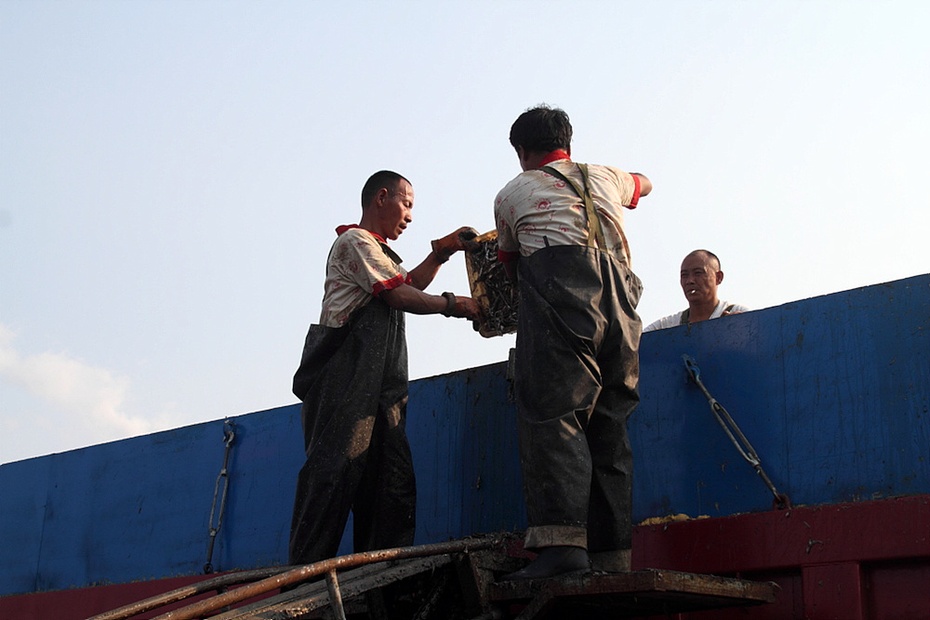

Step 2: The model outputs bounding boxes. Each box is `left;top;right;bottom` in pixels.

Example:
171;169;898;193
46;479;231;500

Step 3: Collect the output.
494;159;641;265
319;225;410;327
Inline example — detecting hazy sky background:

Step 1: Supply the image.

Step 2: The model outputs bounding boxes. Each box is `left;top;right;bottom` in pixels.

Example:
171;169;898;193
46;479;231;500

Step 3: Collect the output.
2;1;928;464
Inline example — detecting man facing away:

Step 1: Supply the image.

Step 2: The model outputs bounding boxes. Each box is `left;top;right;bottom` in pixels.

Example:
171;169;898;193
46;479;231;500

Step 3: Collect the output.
289;170;479;566
643;249;748;332
494;105;653;580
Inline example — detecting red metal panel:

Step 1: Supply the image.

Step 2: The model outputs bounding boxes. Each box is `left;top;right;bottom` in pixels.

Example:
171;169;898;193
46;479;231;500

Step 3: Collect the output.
803;562;864;620
633;495;930;619
0;574;216;620
866;560;930;619
634;495;930;574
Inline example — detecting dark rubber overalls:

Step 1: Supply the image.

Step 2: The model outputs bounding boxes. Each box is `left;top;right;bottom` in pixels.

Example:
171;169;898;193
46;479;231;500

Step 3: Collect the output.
288;260;416;566
514;164;643;569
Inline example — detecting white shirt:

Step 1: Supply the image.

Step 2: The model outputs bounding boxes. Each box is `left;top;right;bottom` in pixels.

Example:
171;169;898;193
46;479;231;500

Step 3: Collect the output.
644;300;750;332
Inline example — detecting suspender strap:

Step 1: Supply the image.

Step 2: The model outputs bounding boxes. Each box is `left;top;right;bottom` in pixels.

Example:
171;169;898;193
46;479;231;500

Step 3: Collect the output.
680;304;737;325
577;164;607;250
541;164;607;251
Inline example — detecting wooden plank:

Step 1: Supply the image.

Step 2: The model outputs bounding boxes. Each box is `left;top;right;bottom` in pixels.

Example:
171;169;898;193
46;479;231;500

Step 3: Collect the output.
489;569;778;620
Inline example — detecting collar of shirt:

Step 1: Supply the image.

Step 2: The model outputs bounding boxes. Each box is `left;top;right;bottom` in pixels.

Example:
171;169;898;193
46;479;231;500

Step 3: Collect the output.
538;149;571;167
335;224;387;245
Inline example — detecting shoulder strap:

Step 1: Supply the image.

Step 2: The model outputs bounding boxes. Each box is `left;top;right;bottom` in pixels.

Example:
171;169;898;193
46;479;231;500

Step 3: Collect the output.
378;242;403;267
541;164;606;250
681;304;735;325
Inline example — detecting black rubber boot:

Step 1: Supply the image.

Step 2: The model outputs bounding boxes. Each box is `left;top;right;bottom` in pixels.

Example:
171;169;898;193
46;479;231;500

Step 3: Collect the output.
501;546;591;581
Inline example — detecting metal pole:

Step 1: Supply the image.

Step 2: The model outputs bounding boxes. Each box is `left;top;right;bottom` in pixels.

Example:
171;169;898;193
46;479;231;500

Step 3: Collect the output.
325;570;348;620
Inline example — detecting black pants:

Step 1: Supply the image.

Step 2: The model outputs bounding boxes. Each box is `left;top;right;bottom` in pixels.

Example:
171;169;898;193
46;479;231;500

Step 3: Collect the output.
289;300;416;565
515;246;642;554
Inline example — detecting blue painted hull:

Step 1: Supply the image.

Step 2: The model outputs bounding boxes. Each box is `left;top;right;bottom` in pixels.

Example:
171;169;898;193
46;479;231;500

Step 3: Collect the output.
2;274;928;603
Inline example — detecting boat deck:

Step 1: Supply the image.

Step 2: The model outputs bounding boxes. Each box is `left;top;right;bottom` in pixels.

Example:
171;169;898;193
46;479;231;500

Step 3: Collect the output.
87;536;778;620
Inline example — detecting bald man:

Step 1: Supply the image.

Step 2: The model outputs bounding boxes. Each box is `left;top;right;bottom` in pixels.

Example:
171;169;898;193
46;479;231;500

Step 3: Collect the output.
644;250;748;332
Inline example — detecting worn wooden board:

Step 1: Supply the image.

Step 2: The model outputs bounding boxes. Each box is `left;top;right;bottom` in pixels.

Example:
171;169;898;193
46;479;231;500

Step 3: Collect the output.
489;569;779;619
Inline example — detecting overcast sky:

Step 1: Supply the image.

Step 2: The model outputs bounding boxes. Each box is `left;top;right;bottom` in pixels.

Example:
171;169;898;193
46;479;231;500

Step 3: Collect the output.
2;1;928;464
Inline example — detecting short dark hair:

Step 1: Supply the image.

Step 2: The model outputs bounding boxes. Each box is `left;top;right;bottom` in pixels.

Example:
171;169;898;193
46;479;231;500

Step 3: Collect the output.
361;170;410;209
509;105;572;153
690;249;722;271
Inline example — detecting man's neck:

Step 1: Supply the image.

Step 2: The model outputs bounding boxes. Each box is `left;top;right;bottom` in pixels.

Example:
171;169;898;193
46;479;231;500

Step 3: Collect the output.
356;215;388;243
687;298;720;323
343;219;388;244
538;149;571;167
521;148;570;171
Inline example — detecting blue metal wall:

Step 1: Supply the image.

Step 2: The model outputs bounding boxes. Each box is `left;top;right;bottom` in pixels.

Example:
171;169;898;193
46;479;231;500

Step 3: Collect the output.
1;274;928;596
0;366;525;596
636;274;930;518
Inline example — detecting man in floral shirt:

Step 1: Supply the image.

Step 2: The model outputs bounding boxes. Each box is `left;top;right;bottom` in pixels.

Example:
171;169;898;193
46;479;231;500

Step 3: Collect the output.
289;170;478;566
495;106;653;580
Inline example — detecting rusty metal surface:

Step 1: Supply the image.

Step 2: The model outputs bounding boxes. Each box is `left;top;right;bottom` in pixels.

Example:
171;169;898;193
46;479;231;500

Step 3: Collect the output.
210;554;453;619
488;569;778;620
86;567;293;620
464;230;518;338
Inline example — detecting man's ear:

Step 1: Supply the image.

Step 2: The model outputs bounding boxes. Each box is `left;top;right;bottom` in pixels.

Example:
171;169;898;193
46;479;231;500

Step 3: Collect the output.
716;271;725;285
374;187;389;207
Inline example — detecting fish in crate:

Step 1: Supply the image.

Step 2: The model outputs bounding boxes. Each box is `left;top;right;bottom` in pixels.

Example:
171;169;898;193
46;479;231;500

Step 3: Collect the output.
464;230;518;338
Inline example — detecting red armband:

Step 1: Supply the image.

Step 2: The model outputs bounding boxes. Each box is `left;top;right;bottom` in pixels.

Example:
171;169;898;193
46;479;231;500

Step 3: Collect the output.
497;249;519;264
371;273;406;296
629;174;641;209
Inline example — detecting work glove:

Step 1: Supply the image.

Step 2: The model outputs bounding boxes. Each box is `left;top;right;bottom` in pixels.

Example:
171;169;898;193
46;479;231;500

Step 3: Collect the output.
432;227;479;263
440;292;481;321
451;295;481;321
